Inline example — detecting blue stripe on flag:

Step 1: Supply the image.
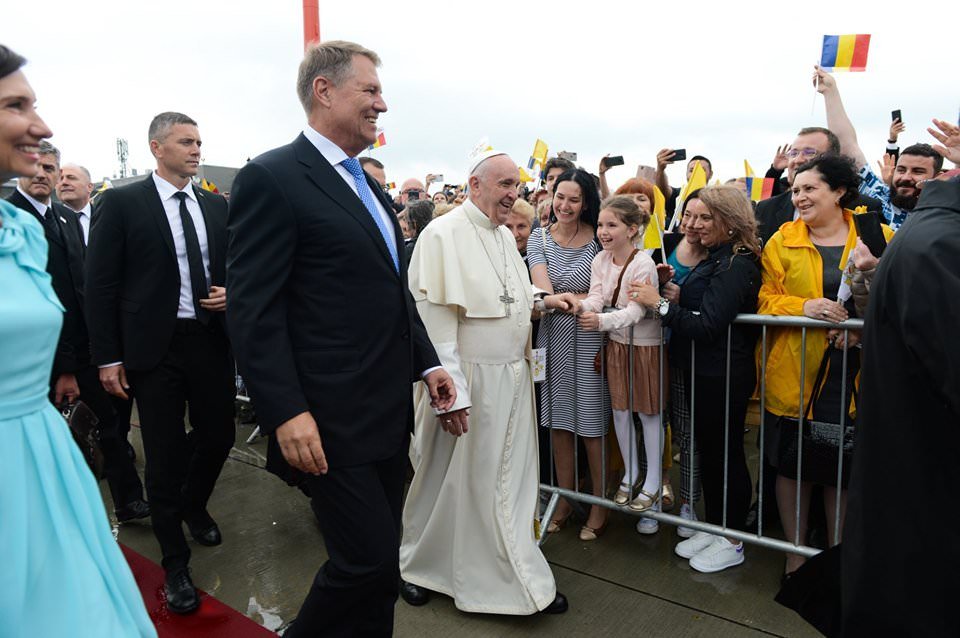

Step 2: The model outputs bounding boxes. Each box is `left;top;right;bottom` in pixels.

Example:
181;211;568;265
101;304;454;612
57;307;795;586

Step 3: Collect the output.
820;35;839;67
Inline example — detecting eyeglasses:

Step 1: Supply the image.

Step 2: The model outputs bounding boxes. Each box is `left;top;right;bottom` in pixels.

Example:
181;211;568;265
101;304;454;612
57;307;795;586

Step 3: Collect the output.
785;148;819;159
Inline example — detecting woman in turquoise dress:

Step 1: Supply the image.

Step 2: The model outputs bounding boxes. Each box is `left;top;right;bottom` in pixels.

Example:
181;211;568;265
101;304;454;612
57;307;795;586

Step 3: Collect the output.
0;45;156;637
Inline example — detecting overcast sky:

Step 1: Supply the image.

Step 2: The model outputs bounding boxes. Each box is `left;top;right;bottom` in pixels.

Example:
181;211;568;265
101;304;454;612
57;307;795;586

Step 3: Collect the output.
7;0;957;193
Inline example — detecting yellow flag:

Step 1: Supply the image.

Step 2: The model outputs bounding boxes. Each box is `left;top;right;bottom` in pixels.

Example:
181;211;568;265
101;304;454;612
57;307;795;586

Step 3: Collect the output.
744;160;756;177
518;166;535;183
643;186;667;250
678;160;707;203
532;139;548;164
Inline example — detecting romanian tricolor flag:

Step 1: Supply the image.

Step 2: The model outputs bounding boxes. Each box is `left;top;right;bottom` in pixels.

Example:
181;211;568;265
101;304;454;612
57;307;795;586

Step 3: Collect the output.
745;177;775;202
200;178;219;193
385;181;396;190
367;129;386;151
820;34;871;72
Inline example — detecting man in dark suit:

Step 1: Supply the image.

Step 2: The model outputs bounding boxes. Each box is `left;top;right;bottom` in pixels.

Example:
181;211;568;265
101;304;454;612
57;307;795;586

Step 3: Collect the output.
85;112;235;615
756;127;882;247
6;141;148;524
226;41;456;637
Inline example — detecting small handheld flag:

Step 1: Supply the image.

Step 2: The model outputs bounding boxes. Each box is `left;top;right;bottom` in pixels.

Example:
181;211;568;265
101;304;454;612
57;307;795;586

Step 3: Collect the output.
519;166;535;183
744;177;774;202
643;186;667;251
367;129;386;151
744;160;756;178
200;178;219;193
820;35;871;72
671;161;708;230
385;181;396;190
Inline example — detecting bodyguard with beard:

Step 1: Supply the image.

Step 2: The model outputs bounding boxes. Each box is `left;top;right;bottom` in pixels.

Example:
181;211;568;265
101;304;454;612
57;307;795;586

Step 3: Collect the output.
816;66;943;230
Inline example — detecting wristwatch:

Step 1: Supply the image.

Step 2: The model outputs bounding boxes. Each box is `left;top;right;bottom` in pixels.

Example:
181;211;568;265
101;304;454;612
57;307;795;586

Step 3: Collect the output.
656;297;670;317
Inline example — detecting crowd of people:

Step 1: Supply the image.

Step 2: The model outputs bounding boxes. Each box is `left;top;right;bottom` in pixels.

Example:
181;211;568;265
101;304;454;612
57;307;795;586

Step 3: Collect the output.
2;36;960;637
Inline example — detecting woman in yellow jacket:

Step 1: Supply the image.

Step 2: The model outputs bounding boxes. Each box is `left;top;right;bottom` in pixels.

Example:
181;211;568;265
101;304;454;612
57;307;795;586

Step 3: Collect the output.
758;154;894;578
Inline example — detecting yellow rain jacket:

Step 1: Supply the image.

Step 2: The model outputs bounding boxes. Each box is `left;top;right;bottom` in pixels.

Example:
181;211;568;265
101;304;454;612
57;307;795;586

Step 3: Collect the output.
758;211;895;417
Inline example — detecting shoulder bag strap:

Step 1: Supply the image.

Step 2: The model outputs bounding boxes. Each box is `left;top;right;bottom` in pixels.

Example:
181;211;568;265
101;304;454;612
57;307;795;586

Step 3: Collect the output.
610;249;640;307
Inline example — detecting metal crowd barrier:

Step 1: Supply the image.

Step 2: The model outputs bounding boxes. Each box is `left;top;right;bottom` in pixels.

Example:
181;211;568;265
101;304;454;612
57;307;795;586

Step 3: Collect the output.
537;311;863;560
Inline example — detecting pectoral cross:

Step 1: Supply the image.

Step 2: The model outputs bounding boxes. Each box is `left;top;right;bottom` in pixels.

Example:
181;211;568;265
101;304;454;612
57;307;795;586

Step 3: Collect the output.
500;286;516;317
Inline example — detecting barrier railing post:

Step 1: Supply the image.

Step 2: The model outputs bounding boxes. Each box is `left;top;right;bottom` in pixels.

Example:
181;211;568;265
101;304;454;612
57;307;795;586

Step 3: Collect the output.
834;328;850;546
795;326;807;551
758;324;768;538
722;324;732;530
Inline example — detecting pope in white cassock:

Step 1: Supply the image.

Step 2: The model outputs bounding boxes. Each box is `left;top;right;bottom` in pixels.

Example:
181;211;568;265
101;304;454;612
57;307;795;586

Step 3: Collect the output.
399;151;575;615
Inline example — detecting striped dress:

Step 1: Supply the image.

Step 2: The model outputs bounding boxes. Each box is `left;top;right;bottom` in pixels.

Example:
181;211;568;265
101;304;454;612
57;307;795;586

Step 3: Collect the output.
528;227;610;436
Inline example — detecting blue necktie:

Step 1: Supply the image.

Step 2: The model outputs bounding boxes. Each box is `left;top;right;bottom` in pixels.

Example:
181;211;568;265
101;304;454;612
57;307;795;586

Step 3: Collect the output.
340;157;399;272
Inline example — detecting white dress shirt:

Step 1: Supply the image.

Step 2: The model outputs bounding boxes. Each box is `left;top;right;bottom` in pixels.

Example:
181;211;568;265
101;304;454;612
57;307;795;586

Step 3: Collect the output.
72;202;92;244
15;186;49;217
152;172;212;320
301;126;397;249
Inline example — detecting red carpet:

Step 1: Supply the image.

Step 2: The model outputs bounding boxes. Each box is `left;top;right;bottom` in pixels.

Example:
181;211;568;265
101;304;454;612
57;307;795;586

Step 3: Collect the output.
121;544;278;637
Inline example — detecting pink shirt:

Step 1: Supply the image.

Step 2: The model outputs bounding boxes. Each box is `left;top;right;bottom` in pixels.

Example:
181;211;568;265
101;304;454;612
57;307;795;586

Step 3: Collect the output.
581;250;663;346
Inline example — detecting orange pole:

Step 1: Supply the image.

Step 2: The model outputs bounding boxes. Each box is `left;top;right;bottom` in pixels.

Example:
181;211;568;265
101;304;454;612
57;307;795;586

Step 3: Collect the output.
303;0;320;50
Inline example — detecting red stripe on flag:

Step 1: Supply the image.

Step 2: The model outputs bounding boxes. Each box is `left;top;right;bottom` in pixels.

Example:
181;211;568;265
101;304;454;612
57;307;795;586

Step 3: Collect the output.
761;178;774;200
850;34;871;71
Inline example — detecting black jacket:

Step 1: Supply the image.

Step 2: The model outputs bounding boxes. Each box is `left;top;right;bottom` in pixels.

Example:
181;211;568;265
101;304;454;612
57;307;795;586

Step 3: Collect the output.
226;134;439;468
842;180;960;636
6;190;88;376
663;242;761;378
85;176;229;370
756;191;883;248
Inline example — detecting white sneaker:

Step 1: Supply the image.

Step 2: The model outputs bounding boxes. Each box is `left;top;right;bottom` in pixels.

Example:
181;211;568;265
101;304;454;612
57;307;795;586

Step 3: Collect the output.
677;503;698;538
636;512;659;535
675;531;715;559
689;537;745;573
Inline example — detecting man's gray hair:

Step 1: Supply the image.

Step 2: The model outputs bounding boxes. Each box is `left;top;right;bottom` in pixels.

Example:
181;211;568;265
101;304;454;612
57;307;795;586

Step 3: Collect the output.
62;163;92;181
38;140;60;164
296;40;380;113
148;112;198;144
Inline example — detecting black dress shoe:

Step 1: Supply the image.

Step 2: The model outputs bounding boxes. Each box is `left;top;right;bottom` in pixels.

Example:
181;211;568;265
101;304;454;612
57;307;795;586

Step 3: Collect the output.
187;522;222;546
540;592;568;614
399;580;430;606
115;499;151;523
165;567;200;615
185;511;222;546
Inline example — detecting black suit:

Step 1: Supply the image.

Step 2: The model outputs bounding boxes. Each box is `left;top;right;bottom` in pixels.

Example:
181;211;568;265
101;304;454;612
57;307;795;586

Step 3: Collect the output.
226;133;440;637
86;175;235;570
6;190;144;509
755;190;883;248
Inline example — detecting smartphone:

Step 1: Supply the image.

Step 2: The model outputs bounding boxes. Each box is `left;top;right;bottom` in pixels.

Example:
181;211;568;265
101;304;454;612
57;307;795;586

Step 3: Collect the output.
603;155;625;168
671;149;687;162
891;109;902;123
558;151;577;162
853;210;887;258
429;174;444;183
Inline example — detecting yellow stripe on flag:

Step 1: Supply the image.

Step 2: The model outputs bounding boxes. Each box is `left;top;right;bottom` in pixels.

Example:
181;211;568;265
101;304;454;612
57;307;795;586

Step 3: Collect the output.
744;160;755;177
836;34;856;69
518;166;534;183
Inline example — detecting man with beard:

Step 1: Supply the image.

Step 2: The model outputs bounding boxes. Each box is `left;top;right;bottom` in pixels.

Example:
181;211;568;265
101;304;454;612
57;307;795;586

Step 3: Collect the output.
816;65;943;230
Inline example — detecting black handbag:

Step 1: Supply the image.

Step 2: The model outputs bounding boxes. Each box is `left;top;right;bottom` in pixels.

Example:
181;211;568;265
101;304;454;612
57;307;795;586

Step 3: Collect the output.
779;346;856;486
60;400;105;478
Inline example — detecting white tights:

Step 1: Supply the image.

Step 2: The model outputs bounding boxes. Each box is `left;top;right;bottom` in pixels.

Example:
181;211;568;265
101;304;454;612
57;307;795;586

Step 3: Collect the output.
612;409;662;497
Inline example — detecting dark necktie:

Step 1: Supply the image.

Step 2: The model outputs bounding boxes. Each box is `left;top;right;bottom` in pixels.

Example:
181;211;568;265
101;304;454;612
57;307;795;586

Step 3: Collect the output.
173;191;211;325
40;205;58;235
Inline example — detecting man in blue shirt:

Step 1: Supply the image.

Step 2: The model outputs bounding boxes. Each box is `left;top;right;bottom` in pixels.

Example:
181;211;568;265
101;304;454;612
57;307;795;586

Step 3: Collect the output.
816;65;944;230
